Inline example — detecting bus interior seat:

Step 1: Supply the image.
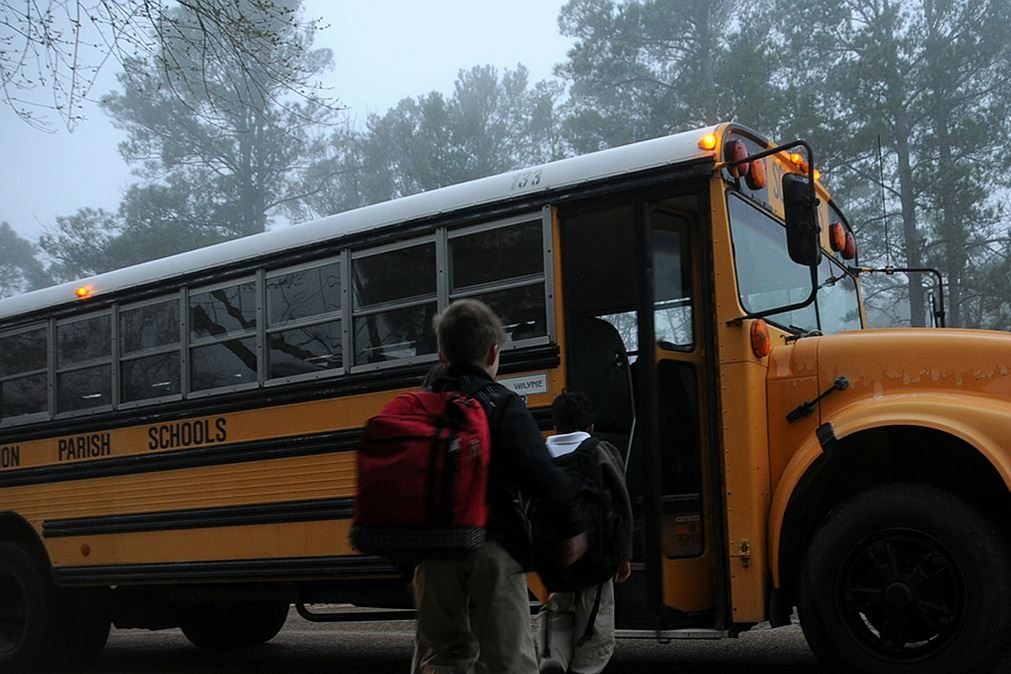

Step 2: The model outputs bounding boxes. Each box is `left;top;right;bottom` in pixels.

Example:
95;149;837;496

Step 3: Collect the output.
566;314;634;438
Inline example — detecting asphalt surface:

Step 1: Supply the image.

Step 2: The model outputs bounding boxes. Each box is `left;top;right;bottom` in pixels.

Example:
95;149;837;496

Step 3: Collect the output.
93;610;828;673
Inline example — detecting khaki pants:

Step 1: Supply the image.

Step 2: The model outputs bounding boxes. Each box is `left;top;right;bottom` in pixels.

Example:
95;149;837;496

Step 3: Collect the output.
412;540;539;674
536;581;615;674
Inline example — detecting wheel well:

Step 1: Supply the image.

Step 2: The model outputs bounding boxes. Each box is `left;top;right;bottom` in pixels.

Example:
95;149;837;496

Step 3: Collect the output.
0;513;52;577
777;425;1011;604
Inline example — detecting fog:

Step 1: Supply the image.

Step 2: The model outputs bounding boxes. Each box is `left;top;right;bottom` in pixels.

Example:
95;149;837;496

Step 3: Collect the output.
0;0;572;240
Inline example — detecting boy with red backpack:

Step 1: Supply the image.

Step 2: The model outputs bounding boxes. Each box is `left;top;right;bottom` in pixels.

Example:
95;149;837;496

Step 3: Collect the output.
387;299;587;673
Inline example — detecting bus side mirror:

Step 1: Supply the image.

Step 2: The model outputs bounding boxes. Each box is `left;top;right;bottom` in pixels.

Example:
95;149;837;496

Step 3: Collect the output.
782;173;820;267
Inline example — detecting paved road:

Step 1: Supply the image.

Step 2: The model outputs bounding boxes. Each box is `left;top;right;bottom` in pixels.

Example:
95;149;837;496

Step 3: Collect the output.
94;611;827;673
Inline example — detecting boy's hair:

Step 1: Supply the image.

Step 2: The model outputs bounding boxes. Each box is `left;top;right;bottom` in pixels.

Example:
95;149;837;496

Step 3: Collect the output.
434;299;507;366
551;391;595;434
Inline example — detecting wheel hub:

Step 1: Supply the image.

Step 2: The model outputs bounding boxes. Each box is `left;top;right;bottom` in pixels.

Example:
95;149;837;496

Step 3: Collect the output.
884;581;913;608
840;530;962;661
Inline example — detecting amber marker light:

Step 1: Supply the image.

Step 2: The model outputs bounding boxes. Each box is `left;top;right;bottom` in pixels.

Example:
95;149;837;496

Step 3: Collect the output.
842;232;858;260
746;157;767;189
750;319;772;359
699;133;718;151
829;222;846;252
75;285;94;299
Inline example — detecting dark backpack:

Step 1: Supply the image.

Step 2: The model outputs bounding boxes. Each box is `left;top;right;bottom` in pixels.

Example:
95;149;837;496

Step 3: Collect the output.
351;384;493;560
529;436;624;592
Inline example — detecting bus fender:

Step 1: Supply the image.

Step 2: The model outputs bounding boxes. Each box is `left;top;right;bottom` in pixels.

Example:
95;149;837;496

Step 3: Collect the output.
767;392;1011;586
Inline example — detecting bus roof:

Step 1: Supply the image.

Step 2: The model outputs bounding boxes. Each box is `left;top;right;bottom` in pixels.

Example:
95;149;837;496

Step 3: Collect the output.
0;124;721;323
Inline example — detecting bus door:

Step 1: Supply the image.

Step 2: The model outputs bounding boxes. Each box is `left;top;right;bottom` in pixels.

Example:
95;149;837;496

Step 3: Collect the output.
559;193;717;630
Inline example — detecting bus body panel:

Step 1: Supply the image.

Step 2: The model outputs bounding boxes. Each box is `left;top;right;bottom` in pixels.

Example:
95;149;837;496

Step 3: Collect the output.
766;327;1011;589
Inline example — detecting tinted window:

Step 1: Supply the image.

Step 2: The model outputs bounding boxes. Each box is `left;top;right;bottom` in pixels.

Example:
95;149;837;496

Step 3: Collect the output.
1;374;47;418
58;365;112;412
267;262;342;326
468;285;546;343
121;300;180;353
353;303;438;365
353;244;435;308
58;315;111;366
269;322;342;378
191;283;257;339
451;221;542;288
0;327;47;376
190;339;257;391
122;353;181;402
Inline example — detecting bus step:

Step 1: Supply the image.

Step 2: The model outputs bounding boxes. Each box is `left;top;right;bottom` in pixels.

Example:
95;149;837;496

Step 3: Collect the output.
295;602;416;623
616;628;729;641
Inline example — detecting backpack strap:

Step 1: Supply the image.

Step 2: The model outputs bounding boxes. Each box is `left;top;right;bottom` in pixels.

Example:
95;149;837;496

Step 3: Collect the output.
575;582;606;647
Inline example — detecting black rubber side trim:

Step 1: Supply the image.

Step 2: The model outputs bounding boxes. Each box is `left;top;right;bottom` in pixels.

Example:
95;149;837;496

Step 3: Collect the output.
54;555;397;585
43;497;355;538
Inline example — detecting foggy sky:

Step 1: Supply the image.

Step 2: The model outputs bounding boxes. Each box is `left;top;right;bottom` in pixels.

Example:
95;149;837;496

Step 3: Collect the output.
0;0;572;242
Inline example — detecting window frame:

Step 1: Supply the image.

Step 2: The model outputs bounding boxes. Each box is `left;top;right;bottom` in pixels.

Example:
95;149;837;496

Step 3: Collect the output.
0;322;51;427
186;275;261;398
264;253;348;386
446;208;555;350
0;208;558;426
54;309;115;418
349;235;439;373
117;292;185;409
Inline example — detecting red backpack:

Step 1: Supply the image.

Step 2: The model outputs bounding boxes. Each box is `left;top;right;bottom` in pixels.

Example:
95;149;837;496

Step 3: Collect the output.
351;387;492;559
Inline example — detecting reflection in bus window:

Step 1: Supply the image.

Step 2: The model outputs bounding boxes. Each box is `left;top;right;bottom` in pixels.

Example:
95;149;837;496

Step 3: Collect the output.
57;315;111;412
353;243;437;366
122;354;180;402
191;338;257;391
58;365;112;412
814;258;862;333
122;300;179;353
267;262;343;378
59;314;110;366
729;194;861;334
121;300;181;403
269;321;342;378
1;373;47;419
451;220;547;343
267;263;341;326
0;326;48;421
353;304;437;365
190;281;257;392
729;195;815;328
191;283;256;339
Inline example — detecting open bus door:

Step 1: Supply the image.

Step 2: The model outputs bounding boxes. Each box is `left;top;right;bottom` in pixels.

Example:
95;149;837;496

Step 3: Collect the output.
559;191;724;634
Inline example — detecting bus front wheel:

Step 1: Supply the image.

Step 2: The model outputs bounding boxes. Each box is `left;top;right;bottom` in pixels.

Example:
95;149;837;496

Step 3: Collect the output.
178;600;289;650
798;483;1011;674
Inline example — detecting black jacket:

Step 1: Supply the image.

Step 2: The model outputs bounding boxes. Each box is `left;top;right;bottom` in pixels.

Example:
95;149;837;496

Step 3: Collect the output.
434;363;583;563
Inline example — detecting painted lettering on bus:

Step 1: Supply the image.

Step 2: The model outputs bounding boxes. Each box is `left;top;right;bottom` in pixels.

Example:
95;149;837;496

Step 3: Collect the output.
58;433;112;462
147;418;228;451
0;445;20;469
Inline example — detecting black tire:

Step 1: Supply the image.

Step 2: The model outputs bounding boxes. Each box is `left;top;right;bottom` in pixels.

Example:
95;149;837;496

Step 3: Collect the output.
798;483;1011;674
0;541;59;672
178;600;289;650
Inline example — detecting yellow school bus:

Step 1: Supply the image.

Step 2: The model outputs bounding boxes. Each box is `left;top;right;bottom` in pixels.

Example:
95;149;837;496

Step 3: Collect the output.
1;123;1009;673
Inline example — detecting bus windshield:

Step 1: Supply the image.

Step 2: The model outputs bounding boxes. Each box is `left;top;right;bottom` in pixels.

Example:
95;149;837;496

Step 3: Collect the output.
728;194;861;334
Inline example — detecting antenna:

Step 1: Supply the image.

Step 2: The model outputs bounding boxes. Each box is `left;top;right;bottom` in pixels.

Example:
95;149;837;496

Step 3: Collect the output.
876;135;892;268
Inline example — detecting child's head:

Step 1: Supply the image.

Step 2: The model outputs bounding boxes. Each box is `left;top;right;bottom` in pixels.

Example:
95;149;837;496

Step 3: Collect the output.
551;391;595;434
434;299;507;372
